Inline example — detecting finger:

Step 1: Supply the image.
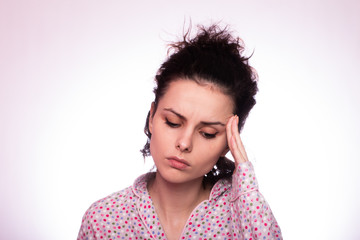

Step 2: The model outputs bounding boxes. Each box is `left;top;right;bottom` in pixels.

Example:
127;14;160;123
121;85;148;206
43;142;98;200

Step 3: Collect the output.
226;115;235;150
230;118;244;163
234;116;248;162
231;116;248;163
236;135;248;163
230;134;242;162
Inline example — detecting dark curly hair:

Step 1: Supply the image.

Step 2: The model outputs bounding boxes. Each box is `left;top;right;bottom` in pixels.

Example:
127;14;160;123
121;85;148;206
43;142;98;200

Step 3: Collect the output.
141;24;258;186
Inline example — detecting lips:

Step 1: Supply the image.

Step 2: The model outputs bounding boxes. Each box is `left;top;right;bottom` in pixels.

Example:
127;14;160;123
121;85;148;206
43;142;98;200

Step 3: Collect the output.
167;157;190;169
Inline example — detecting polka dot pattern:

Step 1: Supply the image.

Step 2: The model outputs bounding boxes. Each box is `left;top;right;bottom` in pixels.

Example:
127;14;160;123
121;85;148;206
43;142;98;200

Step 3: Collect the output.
77;162;282;239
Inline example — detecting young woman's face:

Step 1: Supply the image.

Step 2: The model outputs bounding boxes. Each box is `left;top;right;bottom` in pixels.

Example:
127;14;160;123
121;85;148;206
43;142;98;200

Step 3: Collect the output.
149;79;234;184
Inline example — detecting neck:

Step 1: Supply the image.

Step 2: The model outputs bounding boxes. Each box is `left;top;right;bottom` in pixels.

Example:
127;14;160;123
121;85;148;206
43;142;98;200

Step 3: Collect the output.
148;172;210;220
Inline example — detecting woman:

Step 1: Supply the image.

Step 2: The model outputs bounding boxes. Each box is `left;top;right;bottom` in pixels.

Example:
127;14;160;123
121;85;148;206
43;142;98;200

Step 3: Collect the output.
77;24;282;240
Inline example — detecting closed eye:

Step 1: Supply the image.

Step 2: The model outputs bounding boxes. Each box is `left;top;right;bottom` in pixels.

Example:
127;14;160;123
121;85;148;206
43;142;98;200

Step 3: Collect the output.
165;118;180;128
201;132;217;139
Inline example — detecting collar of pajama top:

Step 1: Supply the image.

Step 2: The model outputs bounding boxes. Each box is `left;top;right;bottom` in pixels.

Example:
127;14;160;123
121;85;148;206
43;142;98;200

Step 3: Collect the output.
77;161;270;240
129;161;258;239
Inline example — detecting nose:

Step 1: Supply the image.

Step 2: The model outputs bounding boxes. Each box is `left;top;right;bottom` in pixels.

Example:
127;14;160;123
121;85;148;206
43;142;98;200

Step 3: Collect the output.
176;130;193;152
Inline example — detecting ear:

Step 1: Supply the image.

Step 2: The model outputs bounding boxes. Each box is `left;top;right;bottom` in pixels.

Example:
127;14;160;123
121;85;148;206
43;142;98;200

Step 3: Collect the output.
220;147;230;157
148;102;155;134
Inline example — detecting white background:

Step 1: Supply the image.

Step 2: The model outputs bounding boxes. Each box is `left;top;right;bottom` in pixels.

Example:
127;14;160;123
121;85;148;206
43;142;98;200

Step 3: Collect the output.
1;0;359;239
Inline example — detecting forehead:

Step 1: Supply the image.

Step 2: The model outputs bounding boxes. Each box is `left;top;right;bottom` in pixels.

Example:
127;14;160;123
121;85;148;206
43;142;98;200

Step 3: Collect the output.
158;79;234;118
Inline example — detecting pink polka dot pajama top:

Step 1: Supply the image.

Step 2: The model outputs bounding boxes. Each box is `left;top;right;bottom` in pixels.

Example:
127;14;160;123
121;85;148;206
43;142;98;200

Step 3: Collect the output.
77;161;282;240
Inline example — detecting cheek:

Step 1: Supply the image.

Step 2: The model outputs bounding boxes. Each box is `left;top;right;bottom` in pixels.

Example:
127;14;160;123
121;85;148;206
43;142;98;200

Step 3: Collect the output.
149;137;162;165
149;131;161;156
149;124;170;158
197;139;226;164
204;137;227;156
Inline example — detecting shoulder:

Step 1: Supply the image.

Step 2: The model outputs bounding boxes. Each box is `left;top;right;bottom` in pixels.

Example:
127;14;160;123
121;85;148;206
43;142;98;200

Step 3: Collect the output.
83;186;133;218
83;172;154;217
78;186;136;239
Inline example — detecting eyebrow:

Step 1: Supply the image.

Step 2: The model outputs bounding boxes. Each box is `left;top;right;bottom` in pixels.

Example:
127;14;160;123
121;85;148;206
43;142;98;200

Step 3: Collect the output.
163;108;226;126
